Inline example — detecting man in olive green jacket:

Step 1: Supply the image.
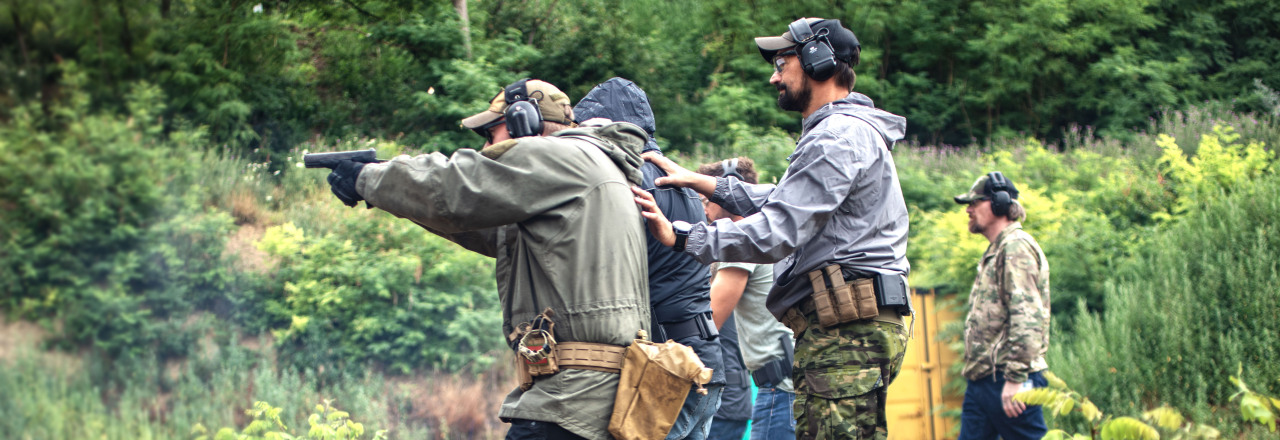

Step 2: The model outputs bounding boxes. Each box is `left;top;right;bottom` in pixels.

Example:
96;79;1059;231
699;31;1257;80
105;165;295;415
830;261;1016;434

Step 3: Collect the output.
324;79;651;440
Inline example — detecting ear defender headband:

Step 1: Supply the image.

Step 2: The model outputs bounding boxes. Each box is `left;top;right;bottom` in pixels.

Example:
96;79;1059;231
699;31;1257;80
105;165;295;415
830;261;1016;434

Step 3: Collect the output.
721;158;745;181
504;78;544;139
788;19;837;81
984;171;1019;217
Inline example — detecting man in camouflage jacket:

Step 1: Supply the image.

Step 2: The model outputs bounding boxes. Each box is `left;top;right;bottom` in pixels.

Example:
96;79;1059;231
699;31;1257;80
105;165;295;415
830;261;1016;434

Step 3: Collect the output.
954;172;1051;440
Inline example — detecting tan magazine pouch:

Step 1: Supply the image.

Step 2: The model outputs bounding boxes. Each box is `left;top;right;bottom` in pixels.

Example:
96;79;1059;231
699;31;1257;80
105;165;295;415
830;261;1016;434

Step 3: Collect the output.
608;332;714;440
807;265;878;327
512;310;562;390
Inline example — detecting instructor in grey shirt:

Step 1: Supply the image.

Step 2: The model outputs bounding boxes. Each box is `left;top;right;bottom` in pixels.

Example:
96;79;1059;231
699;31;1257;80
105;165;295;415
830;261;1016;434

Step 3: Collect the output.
633;17;912;439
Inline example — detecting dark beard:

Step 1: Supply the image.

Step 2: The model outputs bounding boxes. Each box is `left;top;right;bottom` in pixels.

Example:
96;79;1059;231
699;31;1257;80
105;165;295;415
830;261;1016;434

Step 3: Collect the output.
777;75;812;112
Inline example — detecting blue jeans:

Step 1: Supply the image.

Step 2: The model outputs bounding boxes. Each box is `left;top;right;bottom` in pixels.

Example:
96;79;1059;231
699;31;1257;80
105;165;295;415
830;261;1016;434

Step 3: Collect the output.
667;384;725;440
750;387;795;440
959;371;1048;440
707;417;748;440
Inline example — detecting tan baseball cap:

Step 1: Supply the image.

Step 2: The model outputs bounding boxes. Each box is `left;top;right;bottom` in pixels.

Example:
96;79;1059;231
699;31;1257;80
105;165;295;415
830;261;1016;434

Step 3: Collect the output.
460;79;575;129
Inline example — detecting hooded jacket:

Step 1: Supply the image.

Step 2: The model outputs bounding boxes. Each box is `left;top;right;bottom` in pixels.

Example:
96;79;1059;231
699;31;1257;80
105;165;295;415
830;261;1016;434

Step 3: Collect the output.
684;92;912;319
356;122;651;440
574;78;725;385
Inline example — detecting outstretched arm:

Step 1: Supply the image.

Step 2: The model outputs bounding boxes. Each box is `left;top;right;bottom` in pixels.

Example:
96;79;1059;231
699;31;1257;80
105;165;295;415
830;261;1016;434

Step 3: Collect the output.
642;152;718;196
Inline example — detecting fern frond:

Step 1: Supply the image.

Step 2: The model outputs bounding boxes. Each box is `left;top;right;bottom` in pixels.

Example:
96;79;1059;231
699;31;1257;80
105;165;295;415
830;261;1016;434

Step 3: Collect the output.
1044;370;1069;390
1057;397;1076;416
1100;416;1159;440
1081;398;1104;422
1014;387;1068;406
1143;406;1185;430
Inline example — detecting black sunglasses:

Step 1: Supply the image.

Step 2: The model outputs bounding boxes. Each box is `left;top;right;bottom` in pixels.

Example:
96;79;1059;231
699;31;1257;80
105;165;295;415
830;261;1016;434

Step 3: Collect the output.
473;118;506;144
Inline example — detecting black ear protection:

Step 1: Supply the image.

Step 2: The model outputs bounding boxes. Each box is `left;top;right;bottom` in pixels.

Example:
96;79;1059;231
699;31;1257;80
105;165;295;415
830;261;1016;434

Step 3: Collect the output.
503;78;544;139
788;19;837;81
720;158;745;181
984;171;1018;217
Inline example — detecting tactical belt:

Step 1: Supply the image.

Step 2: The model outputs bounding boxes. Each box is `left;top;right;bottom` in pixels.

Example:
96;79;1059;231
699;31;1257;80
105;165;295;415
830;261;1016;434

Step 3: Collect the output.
724;369;751;389
752;334;795;388
796;296;904;326
554;342;627;374
654;311;719;342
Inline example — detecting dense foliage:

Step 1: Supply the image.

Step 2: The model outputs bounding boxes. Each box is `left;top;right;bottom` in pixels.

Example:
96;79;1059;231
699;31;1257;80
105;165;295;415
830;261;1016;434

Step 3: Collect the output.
4;0;1280;152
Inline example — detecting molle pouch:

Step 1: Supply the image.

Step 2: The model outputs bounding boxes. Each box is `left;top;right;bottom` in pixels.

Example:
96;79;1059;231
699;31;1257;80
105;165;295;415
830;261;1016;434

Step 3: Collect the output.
851;278;879;320
609;336;713;440
826;265;865;321
782;307;809;336
519;328;560;377
807;269;840;327
514;355;535;391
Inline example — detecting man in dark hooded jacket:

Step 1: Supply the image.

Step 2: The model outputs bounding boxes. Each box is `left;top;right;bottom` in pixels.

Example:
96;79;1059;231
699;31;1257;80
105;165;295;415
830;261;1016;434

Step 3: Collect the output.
574;78;727;440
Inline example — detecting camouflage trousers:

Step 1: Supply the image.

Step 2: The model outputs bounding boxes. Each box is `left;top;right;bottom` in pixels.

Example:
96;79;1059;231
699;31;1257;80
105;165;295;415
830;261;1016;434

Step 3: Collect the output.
783;310;908;440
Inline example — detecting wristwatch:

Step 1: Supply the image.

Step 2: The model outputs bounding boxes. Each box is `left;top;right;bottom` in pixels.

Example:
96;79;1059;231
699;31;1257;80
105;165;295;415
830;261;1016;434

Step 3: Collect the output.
672;220;692;252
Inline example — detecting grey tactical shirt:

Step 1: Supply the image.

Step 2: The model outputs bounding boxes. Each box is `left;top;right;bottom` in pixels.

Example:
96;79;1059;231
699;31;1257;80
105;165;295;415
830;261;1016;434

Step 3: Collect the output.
683;92;911;319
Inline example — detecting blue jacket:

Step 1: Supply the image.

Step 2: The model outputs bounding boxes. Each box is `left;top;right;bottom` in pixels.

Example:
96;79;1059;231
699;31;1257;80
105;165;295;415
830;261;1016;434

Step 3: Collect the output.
575;77;724;384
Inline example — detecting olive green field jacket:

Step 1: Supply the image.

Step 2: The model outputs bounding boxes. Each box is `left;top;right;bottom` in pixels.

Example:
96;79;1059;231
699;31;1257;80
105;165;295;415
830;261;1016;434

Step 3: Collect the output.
356;122;652;440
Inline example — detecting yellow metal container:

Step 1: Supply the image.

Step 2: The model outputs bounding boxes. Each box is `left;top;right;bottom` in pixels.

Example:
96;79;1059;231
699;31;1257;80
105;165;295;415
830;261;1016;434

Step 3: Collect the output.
886;289;964;440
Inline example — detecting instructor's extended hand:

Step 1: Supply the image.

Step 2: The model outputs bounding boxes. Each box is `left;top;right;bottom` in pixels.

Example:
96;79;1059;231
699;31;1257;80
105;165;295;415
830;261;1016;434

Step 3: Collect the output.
632;186;675;247
641;151;717;196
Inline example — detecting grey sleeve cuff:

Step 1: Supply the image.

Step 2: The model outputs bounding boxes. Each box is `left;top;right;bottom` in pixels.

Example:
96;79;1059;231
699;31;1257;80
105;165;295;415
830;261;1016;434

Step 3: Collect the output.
710;176;731;205
685;222;711;264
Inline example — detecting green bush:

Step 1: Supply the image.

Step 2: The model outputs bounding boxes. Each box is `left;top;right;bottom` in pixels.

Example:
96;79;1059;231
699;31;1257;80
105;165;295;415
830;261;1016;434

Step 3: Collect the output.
0;74;234;361
257;214;502;375
1049;174;1280;435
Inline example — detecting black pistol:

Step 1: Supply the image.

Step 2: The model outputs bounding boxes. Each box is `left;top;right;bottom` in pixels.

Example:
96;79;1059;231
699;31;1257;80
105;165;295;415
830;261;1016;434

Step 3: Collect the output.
303;148;380;169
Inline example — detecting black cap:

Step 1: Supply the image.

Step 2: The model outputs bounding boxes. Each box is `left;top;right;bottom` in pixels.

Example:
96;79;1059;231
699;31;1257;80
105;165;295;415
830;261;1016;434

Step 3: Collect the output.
755;18;861;66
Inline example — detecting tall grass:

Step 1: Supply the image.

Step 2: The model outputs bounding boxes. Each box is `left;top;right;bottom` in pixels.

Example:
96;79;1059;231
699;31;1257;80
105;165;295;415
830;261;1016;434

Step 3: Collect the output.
0;337;516;439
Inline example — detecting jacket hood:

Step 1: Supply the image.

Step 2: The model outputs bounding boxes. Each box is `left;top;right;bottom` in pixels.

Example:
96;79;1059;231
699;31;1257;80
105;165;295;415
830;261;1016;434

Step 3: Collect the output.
572;77;662;153
557;121;648;185
803;92;907;150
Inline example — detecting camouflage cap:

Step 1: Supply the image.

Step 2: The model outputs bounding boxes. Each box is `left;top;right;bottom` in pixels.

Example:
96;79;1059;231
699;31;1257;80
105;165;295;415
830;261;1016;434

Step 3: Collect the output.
954;174;992;204
460;79;575;129
954;173;1019;204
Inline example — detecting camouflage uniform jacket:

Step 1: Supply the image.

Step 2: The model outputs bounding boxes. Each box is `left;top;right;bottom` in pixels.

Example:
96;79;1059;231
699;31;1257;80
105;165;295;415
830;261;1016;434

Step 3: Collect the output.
357;122;651;440
962;222;1050;383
